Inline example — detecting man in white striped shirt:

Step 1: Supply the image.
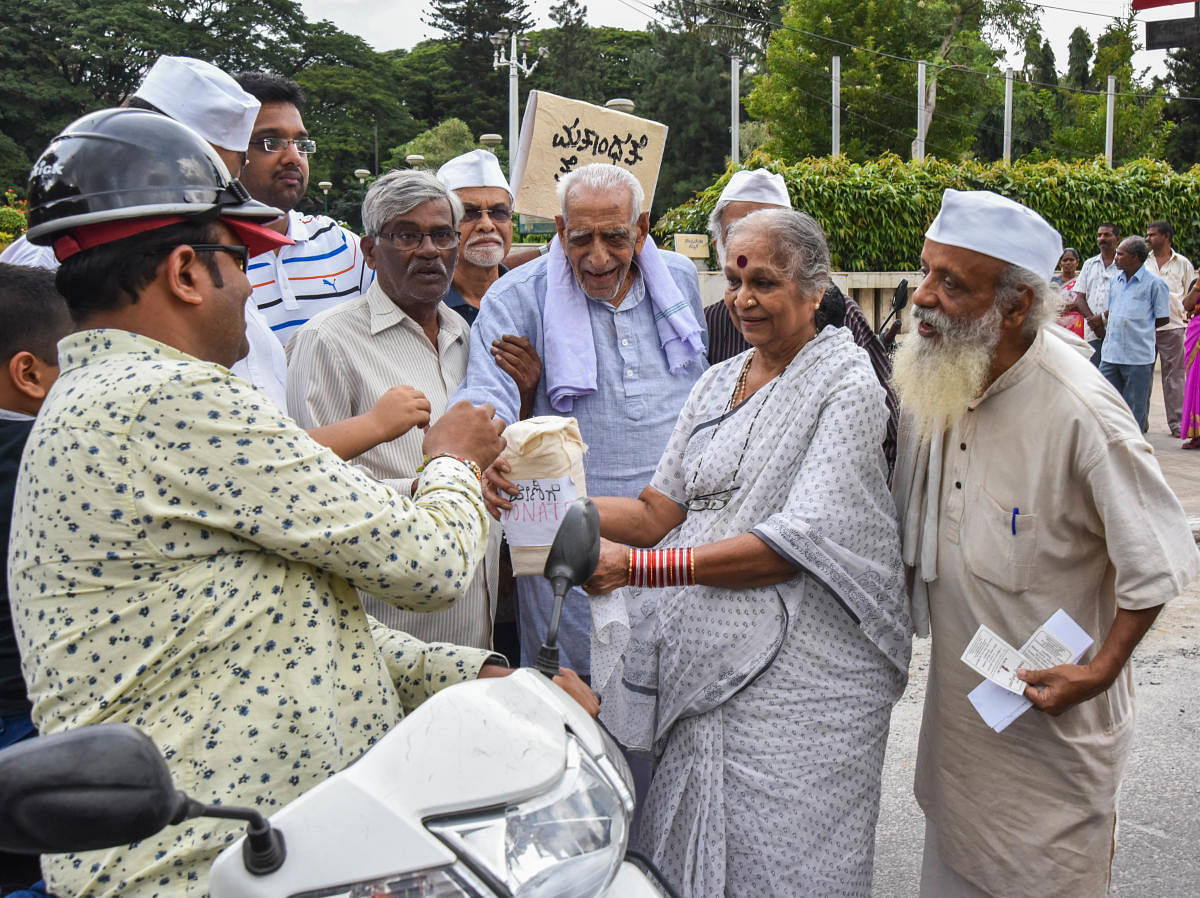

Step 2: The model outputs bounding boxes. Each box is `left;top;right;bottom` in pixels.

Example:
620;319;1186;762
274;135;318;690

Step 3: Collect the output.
235;72;373;347
286;170;499;650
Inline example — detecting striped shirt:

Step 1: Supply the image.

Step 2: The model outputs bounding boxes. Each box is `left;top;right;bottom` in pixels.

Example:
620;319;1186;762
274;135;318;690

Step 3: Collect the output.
250;210;374;346
286;279;498;649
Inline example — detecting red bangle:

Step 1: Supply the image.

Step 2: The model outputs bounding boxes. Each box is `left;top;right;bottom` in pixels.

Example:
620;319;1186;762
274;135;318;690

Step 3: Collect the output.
626;547;696;588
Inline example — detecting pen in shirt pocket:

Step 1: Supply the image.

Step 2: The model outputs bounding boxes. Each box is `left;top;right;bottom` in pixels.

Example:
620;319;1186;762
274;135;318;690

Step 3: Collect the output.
1011;507;1019;536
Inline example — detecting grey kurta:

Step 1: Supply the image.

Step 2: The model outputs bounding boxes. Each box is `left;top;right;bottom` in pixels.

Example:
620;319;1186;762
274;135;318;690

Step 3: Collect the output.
896;327;1200;897
601;327;911;897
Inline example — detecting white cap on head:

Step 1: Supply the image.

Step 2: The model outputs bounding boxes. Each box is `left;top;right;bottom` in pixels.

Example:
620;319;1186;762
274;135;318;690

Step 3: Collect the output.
717;168;791;208
925;188;1063;283
437;149;513;200
133;56;260;152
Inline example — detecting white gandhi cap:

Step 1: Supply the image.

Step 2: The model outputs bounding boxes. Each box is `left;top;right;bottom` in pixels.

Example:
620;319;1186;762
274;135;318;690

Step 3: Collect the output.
925;188;1063;283
717;168;791;208
437;149;513;200
133;56;261;152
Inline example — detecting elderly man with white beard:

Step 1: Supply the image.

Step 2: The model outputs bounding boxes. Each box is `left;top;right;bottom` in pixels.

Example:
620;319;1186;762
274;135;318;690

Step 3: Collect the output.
892;189;1199;898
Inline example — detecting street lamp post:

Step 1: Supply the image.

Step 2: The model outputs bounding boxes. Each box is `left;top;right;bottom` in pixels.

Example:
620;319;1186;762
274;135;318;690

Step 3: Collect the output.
405;155;425;169
318;180;332;215
491;31;548;178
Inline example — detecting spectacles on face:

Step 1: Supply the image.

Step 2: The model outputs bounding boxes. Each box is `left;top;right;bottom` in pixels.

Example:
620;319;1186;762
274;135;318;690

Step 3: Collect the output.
376;229;460;251
248;137;317;155
461;206;512;223
188;244;250;272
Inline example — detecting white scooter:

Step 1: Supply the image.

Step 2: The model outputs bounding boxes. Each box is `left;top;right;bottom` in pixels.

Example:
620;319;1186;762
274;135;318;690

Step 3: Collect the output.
0;500;676;898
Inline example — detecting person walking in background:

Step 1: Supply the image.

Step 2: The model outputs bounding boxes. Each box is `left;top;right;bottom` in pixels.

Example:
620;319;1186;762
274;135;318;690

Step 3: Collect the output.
1100;236;1169;433
1074;223;1120;366
1144;220;1194;437
1181;277;1200;448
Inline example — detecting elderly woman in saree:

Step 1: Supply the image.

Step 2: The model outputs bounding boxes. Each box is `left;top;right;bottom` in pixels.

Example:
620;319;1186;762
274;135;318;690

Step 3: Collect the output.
584;209;912;898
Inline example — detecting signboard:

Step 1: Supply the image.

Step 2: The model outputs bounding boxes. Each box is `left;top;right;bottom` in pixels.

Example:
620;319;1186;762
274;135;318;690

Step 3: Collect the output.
510;90;668;220
673;234;710;258
1147;16;1200;50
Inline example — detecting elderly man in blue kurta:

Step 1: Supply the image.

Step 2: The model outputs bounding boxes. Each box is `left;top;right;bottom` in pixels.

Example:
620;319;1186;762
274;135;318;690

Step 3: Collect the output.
452;163;708;677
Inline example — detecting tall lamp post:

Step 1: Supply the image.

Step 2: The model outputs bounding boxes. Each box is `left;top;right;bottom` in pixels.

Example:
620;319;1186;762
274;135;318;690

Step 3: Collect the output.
318;180;332;215
491;31;548;178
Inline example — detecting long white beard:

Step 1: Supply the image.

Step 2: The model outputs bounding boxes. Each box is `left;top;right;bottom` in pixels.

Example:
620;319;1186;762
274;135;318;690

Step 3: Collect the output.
891;304;1003;444
462;238;505;268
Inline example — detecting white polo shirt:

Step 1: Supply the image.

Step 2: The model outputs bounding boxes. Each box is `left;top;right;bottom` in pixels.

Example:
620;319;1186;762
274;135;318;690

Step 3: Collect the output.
248;210;374;347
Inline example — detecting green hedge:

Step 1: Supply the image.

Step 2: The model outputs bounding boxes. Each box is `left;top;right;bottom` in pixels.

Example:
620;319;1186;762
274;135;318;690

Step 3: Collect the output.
654;151;1200;271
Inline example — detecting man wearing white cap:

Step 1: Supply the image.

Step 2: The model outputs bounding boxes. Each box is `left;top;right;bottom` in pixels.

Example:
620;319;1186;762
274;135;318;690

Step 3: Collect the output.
892;189;1199;897
0;56;294;411
437;149;540;419
706;167;899;476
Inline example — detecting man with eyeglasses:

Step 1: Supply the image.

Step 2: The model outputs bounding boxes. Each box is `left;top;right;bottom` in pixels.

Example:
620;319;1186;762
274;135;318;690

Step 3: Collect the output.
286;170;502;650
235;72;373;347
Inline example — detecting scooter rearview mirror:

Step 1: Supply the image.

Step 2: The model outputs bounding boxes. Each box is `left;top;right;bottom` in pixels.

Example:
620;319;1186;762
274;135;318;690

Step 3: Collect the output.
0;723;196;855
536;497;600;678
892;278;909;312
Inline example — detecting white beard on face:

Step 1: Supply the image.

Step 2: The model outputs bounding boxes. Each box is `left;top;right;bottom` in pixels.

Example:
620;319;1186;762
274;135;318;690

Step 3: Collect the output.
891;303;1003;444
461;238;505;268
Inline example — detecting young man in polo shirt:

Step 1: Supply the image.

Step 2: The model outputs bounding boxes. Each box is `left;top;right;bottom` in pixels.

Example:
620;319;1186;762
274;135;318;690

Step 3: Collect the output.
235;72;373;347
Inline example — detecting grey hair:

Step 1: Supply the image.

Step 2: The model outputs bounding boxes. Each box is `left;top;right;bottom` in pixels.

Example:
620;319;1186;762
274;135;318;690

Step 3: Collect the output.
362;169;464;236
995;263;1055;339
556;164;643;226
726;208;831;297
1119;235;1149;264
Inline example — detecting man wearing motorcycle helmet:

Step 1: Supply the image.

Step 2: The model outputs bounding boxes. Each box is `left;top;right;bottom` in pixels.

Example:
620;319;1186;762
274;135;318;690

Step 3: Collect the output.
8;109;594;898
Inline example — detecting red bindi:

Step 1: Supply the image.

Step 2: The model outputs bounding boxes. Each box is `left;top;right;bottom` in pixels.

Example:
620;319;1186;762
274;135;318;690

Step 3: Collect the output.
736;254;748;268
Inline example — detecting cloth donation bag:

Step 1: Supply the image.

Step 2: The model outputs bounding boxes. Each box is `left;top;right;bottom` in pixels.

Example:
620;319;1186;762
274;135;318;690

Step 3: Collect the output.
497;416;588;575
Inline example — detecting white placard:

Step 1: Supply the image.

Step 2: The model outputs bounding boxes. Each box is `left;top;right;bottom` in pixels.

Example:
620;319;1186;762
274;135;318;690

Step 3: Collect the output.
498;476;578;547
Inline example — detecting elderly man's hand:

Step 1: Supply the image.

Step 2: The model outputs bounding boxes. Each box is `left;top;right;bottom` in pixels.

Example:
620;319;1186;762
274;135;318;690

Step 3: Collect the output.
491;334;541;419
1018;663;1107;716
482;457;518;520
1087;314;1106;338
422;401;506;471
582;538;629;596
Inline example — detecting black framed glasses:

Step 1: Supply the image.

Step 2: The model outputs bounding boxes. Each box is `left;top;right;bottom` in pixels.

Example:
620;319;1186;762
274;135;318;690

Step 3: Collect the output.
376;229;460;251
188;244;250;272
461;206;512;223
248;137;317;155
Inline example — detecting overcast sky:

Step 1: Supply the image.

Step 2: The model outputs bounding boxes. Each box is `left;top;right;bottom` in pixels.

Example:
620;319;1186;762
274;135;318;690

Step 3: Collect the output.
298;0;1181;79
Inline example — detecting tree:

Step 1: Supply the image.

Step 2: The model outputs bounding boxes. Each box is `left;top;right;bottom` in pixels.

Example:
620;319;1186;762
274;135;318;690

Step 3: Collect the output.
383;119;478;172
545;0;592;102
633;9;732;214
1051;18;1171;164
1065;26;1094;91
747;0;1036;161
1163;46;1200;171
422;0;536;138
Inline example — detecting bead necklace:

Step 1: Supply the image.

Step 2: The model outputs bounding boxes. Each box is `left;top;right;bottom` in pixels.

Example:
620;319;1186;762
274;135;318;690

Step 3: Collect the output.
687;349;789;511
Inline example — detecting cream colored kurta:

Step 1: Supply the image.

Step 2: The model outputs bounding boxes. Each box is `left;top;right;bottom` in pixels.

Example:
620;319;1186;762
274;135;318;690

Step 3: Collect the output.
286;279;499;649
902;328;1200;897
